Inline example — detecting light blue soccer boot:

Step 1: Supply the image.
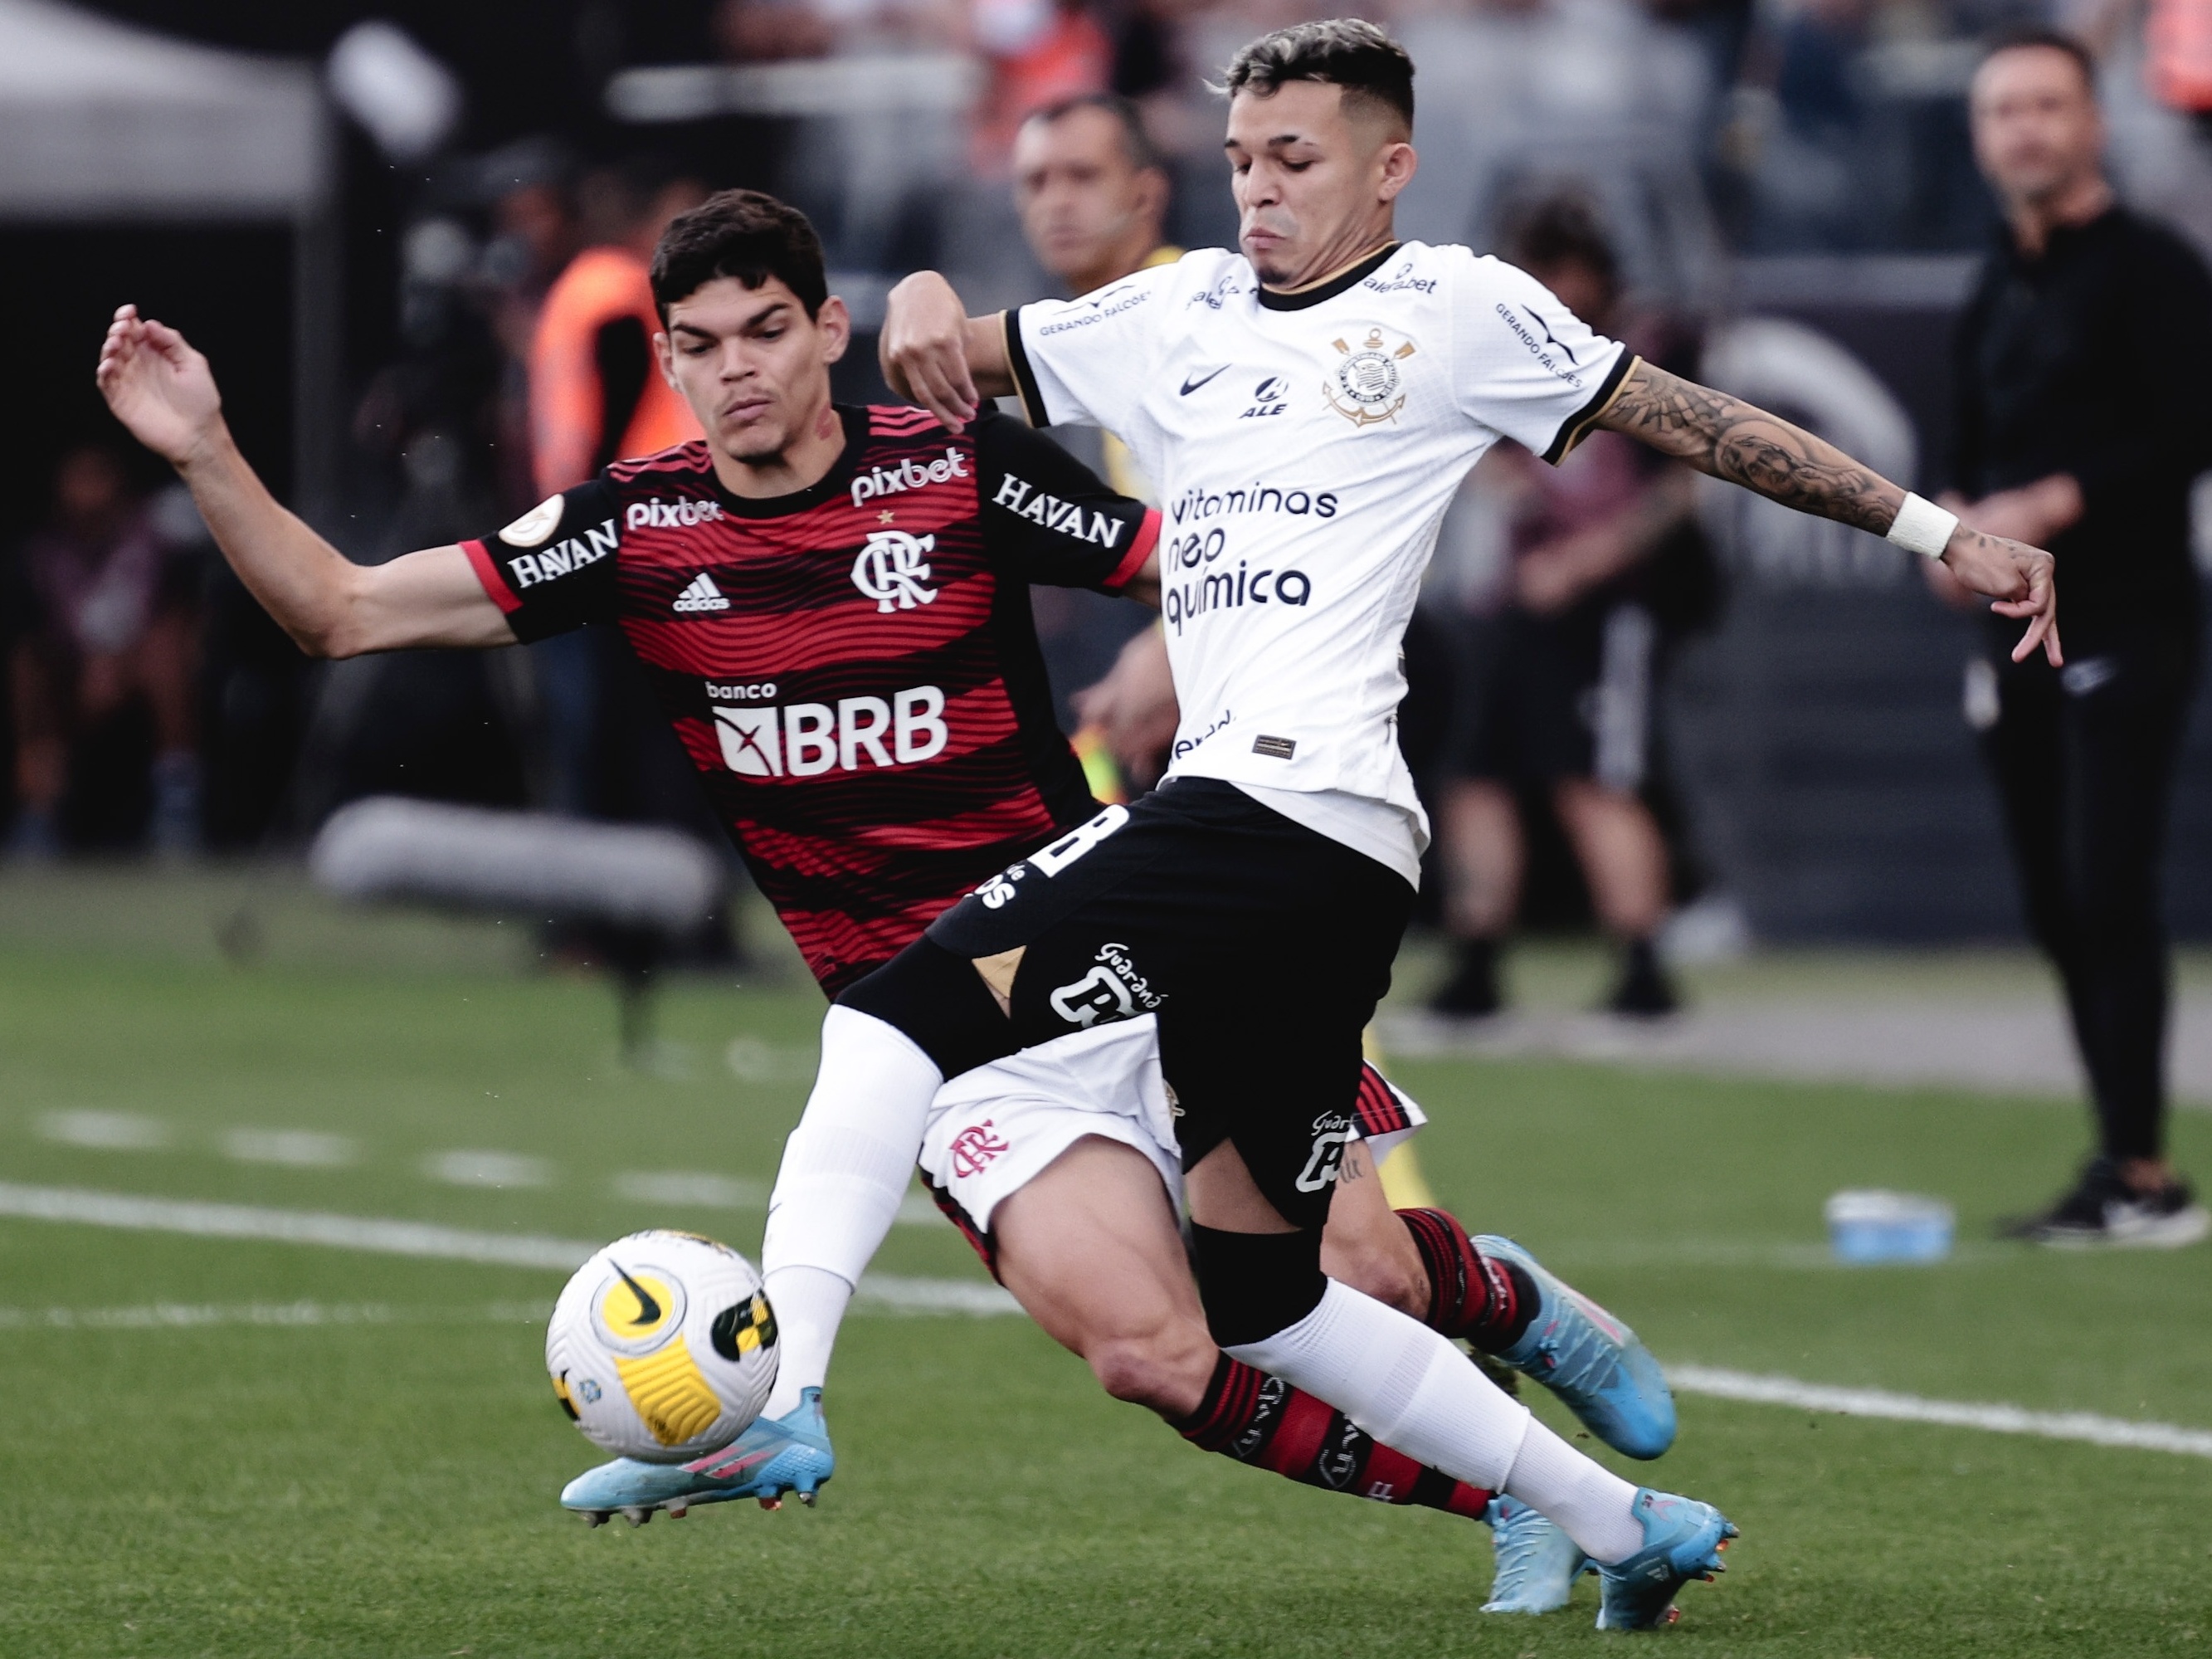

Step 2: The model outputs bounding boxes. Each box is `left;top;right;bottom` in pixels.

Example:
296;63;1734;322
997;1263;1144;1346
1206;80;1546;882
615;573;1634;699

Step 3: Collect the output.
560;1387;835;1525
1475;1235;1677;1460
1480;1495;1591;1614
1594;1488;1737;1630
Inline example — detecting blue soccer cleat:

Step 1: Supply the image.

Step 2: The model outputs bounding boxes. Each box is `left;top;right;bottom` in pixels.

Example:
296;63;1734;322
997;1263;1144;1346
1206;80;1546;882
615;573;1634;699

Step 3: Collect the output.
1594;1488;1737;1630
560;1388;835;1526
1481;1495;1591;1614
1475;1235;1677;1460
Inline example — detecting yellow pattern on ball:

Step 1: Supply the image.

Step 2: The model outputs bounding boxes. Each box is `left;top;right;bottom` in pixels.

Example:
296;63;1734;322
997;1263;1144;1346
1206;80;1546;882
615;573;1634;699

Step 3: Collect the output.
615;1343;724;1447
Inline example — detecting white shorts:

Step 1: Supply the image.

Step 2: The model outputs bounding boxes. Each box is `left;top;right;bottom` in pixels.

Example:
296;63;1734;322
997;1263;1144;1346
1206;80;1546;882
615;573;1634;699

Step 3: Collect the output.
915;1016;1427;1274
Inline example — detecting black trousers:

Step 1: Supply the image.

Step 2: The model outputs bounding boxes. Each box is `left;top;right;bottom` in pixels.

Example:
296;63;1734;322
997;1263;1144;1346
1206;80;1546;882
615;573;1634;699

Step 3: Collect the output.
1979;625;2198;1162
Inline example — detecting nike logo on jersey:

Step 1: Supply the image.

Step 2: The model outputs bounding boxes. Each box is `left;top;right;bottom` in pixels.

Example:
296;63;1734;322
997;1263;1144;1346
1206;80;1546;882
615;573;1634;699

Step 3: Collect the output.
673;573;730;612
1179;364;1230;395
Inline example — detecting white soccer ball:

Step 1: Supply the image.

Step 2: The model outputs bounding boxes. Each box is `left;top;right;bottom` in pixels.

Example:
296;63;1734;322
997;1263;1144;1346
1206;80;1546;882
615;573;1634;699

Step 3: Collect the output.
545;1230;779;1462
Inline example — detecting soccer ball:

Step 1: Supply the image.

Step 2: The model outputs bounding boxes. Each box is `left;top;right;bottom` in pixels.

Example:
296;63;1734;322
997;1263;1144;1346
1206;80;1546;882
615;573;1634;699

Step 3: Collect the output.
545;1230;779;1462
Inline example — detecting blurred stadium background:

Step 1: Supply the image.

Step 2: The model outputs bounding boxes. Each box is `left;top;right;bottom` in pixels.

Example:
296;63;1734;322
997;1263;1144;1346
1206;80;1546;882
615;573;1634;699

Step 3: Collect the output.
5;1;2212;1652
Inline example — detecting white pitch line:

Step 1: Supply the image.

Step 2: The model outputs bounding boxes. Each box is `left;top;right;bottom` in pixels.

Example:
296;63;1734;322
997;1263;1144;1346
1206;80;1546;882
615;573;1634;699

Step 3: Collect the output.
0;1183;1012;1319
1669;1364;2212;1460
0;1181;600;1270
9;1183;2204;1454
0;1301;551;1330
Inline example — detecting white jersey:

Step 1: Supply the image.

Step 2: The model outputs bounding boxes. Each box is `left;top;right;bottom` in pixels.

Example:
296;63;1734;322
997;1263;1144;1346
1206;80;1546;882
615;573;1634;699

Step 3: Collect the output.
1006;241;1628;882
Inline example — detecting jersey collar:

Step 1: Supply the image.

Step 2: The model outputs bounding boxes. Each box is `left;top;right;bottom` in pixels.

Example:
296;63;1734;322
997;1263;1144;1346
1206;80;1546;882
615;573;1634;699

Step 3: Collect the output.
711;404;873;518
1256;242;1400;312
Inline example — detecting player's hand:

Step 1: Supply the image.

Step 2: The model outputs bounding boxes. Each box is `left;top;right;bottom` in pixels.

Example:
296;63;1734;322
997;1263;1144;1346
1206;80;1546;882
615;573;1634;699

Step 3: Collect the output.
1072;624;1179;787
96;305;225;468
880;272;979;431
1940;525;2061;666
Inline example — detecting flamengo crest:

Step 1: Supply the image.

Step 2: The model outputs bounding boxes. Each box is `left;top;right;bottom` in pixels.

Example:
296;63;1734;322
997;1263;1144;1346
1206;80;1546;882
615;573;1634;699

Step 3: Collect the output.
852;529;938;612
1324;326;1416;428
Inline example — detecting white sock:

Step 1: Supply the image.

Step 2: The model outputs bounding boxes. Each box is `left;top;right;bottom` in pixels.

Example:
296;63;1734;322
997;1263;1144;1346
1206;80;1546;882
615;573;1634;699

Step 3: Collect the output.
1501;1417;1645;1564
760;1265;854;1419
758;1006;943;1413
1225;1279;1532;1491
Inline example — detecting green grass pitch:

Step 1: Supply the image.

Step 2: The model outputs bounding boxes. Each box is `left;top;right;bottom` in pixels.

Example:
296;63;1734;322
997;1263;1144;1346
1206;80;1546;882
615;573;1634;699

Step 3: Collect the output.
0;871;2208;1656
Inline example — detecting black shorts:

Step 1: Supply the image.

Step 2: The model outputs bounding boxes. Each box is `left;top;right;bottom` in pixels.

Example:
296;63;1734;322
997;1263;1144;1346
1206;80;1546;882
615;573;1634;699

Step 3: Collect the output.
1445;601;1654;789
924;778;1415;1230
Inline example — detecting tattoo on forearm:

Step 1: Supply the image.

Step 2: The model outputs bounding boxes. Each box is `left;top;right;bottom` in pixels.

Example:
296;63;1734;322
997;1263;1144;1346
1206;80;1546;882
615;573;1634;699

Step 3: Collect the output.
1599;364;1899;536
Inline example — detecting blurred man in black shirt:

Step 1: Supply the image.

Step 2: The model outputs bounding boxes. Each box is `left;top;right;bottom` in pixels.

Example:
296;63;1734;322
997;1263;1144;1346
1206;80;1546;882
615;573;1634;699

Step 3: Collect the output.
1940;29;2211;1247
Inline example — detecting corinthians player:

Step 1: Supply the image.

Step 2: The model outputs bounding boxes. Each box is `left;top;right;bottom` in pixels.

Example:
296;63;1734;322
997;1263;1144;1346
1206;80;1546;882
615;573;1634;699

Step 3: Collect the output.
764;18;2063;1631
95;189;1669;1613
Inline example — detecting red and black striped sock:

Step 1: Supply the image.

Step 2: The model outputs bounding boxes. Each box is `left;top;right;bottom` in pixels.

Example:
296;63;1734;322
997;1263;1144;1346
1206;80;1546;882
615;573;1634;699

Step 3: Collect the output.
1397;1206;1537;1353
1172;1354;1493;1520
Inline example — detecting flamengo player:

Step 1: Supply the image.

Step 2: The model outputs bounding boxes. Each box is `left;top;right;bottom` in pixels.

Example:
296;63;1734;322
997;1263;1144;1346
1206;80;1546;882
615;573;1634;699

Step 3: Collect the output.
771;20;2063;1630
95;189;1670;1610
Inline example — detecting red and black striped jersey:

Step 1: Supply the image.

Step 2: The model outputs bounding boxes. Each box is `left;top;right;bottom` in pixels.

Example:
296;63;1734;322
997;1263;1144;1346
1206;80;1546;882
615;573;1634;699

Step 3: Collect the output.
462;404;1160;993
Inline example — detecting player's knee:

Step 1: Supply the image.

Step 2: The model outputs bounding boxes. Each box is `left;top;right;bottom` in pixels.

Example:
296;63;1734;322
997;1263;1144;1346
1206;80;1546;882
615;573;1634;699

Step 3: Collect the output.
1189;1225;1328;1348
1084;1327;1214;1416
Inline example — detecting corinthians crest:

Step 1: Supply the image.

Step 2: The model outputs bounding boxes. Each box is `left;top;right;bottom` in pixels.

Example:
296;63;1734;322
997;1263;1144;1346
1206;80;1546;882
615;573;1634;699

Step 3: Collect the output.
1323;325;1416;427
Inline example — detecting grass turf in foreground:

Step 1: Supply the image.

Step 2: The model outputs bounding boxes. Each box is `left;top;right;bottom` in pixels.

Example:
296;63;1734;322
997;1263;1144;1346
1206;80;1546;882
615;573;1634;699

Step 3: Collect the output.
1;890;2210;1655
0;1253;2207;1659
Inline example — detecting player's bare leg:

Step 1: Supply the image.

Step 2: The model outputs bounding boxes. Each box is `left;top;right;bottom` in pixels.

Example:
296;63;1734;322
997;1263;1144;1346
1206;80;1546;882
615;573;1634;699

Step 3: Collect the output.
1318;1140;1427;1317
992;1135;1498;1520
1186;1137;1731;1625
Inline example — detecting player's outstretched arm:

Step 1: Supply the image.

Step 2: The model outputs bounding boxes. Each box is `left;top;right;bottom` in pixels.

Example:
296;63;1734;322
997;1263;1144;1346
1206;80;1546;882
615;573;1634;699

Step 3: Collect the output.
879;272;1016;431
96;305;514;659
1596;359;2060;665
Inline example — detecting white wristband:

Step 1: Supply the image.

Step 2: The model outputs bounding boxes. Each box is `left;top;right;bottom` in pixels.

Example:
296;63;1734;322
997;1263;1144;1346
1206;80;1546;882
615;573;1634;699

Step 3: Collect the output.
1887;492;1958;561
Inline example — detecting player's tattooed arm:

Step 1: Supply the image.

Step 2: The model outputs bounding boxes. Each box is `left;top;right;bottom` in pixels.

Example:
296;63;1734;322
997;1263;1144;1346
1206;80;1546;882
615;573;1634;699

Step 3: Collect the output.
97;305;514;657
881;271;1015;430
1597;359;2060;665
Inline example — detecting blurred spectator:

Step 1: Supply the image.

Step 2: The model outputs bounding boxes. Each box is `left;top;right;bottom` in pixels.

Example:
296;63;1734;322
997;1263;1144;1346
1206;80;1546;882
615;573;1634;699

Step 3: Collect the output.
479;144;584;515
533;159;710;499
1011;93;1177;756
1426;196;1708;1018
7;447;201;860
528;159;708;819
1936;31;2212;1246
972;0;1114;174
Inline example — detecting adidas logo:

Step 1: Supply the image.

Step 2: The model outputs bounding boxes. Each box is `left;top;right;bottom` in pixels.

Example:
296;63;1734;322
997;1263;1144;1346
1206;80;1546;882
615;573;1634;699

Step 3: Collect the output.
673;573;729;613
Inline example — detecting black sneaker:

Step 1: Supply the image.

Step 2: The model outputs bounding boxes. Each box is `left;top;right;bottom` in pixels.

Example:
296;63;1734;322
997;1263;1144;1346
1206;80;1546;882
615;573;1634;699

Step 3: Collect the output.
2000;1158;2211;1249
1430;939;1503;1018
1604;939;1679;1018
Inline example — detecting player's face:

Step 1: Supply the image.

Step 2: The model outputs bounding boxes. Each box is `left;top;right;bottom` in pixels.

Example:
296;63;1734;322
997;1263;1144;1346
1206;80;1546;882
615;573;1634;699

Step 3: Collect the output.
659;276;850;466
1971;47;2104;207
1014;108;1162;288
1225;81;1414;287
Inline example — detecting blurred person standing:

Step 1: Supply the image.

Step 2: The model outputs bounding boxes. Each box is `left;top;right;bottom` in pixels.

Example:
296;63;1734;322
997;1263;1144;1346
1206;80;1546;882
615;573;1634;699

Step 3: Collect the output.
527;159;709;817
1428;197;1705;1019
1940;30;2212;1246
531;160;709;500
7;446;200;859
972;0;1114;175
1011;93;1177;762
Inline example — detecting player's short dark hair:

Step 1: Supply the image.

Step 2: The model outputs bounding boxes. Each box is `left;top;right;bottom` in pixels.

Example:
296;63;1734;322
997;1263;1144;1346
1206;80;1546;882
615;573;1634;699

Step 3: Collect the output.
1979;26;2098;95
1023;91;1166;175
1219;18;1415;131
1505;193;1619;293
650;188;828;321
